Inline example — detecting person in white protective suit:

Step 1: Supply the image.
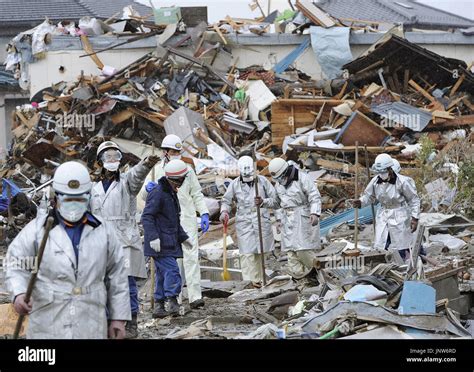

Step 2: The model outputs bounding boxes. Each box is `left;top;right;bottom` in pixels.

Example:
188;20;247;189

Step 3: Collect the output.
256;158;322;279
6;161;130;339
351;154;420;260
90;141;159;338
140;134;209;309
219;156;276;287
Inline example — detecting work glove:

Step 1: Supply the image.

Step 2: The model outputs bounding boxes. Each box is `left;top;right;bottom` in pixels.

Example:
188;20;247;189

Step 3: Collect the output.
254;196;263;207
145;181;157;193
144;155;160;168
108;320;126;339
182;239;193;250
200;213;210;233
350;199;362;209
150;238;161;252
13;294;32;315
411;218;419;232
275;220;282;234
310;214;319;226
219;211;229;225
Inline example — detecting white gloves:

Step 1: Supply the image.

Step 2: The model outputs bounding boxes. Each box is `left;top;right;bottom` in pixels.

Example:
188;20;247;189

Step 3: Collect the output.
150;238;161;252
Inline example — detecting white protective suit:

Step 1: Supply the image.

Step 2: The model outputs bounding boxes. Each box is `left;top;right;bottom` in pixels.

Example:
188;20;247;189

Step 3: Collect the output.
264;169;322;278
90;160;152;278
6;212;130;339
360;173;420;250
220;176;276;282
140;160;208;303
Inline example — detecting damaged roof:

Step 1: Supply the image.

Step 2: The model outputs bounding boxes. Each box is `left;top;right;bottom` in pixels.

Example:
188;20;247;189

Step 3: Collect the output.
0;0;151;32
0;66;20;90
315;0;474;29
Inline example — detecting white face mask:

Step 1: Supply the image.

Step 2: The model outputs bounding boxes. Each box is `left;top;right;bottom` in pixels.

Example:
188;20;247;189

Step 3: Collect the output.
379;172;389;180
103;162;120;172
58;200;88;222
167;154;182;161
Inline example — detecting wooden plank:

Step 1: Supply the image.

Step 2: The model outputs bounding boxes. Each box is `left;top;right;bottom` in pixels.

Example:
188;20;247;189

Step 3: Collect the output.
335;111;390;147
316;158;363;174
111;109;134;125
295;0;337;28
80;35;105;69
403;69;410;93
408;79;436;103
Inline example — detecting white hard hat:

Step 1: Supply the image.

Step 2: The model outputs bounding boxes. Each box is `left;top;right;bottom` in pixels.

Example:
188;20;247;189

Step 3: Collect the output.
97;141;121;160
161;134;183;152
164;159;188;179
268;158;289;179
372;153;394;173
238;156;254;177
53;161;92;195
391;158;401;173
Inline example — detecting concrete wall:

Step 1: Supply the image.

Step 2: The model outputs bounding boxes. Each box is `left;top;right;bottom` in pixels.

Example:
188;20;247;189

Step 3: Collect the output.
28;48;155;98
0;93;29;159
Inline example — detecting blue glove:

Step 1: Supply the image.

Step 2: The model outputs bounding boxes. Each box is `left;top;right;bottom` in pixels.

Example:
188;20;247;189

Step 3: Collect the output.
145;181;157;192
200;213;209;233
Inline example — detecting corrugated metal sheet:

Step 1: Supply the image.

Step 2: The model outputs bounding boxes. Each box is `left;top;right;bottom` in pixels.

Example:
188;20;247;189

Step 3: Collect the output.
320;205;378;237
371;101;432;132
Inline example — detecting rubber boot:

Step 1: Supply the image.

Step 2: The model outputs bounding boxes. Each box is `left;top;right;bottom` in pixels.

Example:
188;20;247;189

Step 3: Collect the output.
152;300;167;319
166;297;180;316
125;314;138;339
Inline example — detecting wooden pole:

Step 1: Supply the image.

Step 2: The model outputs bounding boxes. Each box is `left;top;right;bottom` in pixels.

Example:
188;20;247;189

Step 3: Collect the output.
14;216;54;339
364;144;376;235
254;172;267;286
354;142;359;250
150;143;156;310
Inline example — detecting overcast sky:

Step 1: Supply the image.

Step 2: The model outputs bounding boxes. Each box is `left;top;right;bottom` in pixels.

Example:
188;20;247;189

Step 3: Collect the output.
137;0;474;22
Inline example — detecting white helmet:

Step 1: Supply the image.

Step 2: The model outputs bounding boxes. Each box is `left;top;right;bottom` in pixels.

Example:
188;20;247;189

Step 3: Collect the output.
372;153;394;173
97;141;121;160
268;158;289;179
53;161;92;195
391;158;401;173
164;159;188;179
161;134;183;152
238;156;254;178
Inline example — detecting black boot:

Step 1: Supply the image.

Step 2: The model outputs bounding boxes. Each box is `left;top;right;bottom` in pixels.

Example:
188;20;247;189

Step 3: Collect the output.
190;298;205;309
152;300;167;319
125;314;138;339
166;297;180;316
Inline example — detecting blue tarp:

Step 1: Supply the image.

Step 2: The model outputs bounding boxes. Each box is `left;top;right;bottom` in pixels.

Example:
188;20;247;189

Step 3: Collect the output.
273;38;311;74
0;179;21;213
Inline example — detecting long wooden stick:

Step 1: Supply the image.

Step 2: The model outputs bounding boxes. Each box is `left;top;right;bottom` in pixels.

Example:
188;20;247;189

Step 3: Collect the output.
150;143;156;310
354;142;359;250
254;174;267;286
364;144;376;234
14;216;54;338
